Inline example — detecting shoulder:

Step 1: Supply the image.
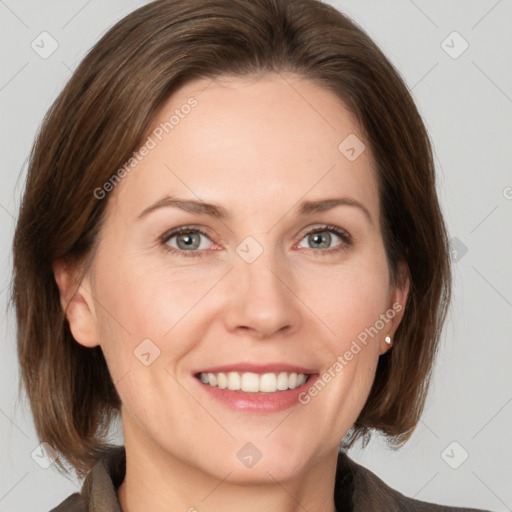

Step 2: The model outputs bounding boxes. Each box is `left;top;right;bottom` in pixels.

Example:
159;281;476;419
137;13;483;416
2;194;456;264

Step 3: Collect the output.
49;493;86;512
342;452;493;512
49;446;125;512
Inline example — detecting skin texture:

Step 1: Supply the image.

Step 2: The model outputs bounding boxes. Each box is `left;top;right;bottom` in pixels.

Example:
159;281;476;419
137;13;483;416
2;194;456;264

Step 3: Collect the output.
54;73;409;512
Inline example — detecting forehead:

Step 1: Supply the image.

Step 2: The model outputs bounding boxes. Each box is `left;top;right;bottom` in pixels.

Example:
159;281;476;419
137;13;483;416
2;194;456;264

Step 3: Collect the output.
109;73;378;223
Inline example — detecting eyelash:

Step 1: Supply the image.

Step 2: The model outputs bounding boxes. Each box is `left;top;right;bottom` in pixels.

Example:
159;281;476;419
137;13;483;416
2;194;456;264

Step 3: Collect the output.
160;224;352;259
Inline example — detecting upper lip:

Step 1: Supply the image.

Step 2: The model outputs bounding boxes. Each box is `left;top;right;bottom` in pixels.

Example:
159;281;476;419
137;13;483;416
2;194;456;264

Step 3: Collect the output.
193;363;318;376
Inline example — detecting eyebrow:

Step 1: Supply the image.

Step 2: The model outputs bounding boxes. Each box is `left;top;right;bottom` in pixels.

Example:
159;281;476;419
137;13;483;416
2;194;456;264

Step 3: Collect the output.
137;195;373;224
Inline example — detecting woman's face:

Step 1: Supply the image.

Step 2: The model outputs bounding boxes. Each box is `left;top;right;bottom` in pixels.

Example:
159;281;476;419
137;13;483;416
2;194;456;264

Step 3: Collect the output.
64;73;408;482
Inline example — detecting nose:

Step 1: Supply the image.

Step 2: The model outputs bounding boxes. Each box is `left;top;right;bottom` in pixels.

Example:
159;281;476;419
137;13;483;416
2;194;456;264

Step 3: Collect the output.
222;250;302;339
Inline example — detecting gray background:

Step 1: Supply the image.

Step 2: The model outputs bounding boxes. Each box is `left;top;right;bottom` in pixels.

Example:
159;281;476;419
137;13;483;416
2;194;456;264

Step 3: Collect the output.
1;0;511;510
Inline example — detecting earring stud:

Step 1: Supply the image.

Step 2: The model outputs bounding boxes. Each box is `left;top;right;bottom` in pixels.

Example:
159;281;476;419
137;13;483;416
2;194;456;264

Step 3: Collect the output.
385;335;392;345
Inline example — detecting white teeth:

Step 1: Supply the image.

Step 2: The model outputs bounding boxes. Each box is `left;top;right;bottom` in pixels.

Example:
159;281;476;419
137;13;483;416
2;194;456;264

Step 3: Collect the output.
260;372;276;392
198;371;309;393
216;372;228;389
241;372;259;392
276;372;289;390
227;372;240;390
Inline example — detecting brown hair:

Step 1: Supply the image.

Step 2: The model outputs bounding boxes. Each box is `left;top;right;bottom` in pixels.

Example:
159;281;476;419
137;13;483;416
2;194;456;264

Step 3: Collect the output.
12;0;451;478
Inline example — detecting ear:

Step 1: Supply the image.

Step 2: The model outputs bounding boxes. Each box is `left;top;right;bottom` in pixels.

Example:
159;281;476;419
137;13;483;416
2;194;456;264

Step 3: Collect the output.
53;258;99;348
379;261;410;355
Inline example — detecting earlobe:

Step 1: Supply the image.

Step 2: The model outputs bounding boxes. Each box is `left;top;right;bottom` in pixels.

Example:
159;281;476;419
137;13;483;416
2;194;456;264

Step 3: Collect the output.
380;262;411;355
379;334;393;355
53;259;99;348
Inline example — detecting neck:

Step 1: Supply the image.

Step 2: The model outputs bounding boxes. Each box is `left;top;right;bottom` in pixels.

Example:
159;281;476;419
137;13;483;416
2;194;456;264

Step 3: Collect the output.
118;425;342;512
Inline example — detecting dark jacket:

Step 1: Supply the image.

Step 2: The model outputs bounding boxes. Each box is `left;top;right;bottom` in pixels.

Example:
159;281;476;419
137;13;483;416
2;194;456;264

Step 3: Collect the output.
50;446;491;511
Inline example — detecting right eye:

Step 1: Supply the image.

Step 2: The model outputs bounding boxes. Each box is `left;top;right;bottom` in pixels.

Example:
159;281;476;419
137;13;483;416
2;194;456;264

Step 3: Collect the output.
161;226;214;258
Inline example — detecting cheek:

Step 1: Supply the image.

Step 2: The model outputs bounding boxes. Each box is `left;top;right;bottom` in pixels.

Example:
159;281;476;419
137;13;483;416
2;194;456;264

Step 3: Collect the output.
93;243;213;333
91;252;224;383
296;249;391;345
293;247;390;408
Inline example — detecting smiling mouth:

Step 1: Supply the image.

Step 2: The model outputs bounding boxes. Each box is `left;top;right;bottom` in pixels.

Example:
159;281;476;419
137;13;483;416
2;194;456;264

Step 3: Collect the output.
194;371;314;394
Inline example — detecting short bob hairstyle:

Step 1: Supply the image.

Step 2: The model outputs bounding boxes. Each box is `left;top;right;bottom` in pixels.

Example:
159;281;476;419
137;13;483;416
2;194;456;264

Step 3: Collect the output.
12;0;451;478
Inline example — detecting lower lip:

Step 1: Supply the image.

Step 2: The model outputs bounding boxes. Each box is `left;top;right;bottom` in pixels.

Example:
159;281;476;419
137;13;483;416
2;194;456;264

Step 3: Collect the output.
193;374;319;413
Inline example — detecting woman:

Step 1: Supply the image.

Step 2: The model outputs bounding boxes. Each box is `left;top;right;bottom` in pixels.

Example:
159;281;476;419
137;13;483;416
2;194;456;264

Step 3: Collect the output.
11;0;493;510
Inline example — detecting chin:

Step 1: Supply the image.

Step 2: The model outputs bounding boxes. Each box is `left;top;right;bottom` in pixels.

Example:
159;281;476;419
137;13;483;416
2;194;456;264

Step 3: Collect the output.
199;439;316;485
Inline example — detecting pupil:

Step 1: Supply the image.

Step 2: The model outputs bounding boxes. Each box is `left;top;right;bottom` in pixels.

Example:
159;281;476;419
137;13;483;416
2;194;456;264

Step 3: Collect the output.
178;233;199;250
310;232;330;249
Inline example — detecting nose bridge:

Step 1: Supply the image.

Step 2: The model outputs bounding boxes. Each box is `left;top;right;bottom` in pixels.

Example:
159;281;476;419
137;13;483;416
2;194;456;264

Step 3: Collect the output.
223;237;301;337
239;246;284;300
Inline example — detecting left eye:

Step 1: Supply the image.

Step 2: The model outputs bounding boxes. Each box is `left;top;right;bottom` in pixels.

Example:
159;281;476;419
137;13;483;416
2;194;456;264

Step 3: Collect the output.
297;227;349;251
